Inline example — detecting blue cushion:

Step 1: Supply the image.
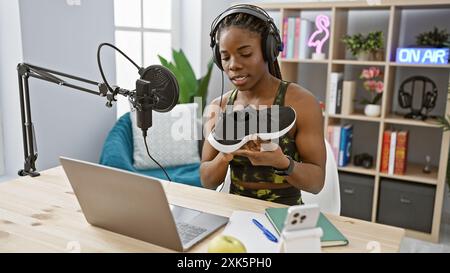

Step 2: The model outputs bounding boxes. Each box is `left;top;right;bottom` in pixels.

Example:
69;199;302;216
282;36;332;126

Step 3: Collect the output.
99;112;202;187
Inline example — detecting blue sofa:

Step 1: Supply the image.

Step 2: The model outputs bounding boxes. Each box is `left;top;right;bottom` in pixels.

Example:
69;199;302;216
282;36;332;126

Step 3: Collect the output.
99;112;202;187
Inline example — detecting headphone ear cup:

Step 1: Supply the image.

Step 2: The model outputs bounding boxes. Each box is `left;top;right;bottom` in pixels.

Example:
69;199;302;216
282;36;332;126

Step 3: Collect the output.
399;90;412;108
264;31;280;64
213;44;223;71
424;91;437;109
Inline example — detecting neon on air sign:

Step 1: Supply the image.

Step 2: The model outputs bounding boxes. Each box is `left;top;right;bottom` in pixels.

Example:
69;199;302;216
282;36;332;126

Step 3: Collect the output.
396;48;449;65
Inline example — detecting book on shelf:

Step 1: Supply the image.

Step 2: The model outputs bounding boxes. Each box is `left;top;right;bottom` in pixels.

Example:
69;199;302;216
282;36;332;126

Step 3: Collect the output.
341;81;355;115
388;130;397;175
282;17;288;58
394;130;409;175
328;72;344;115
381;129;409;175
338;124;353;167
380;130;392;173
327;125;341;163
287;17;296;59
298;18;313;59
265;207;349;247
294;17;300;59
281;17;314;60
335;78;344;114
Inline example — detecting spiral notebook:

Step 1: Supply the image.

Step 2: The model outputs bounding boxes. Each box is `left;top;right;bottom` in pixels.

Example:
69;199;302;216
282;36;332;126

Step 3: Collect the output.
265;207;349;247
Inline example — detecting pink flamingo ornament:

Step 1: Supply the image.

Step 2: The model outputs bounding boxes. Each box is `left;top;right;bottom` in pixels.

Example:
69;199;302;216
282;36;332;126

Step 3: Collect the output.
307;15;330;59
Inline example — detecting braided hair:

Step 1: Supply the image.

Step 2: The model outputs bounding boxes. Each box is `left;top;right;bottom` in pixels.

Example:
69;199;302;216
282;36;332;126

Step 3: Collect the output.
217;13;282;80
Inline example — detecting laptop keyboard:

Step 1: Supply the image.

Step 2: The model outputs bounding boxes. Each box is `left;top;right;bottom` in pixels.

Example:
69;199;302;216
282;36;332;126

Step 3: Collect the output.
176;222;207;245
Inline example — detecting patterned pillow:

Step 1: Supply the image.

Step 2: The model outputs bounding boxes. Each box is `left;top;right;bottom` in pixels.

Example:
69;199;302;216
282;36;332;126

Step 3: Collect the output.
131;103;201;170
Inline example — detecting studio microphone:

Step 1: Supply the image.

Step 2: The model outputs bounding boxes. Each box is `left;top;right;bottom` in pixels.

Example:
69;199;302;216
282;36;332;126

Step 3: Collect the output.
134;65;179;136
133;64;179;182
97;42;179;135
98;42;178;182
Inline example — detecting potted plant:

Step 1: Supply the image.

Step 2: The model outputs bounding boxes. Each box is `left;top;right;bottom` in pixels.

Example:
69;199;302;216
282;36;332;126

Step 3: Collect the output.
158;49;213;111
342;31;384;61
416;26;450;48
359;67;383;117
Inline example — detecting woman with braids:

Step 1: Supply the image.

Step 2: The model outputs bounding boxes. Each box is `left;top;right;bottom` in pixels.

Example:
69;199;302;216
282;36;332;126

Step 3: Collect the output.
200;5;326;205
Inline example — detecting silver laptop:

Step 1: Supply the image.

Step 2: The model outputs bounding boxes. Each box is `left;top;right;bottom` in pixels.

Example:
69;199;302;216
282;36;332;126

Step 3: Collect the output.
60;157;228;252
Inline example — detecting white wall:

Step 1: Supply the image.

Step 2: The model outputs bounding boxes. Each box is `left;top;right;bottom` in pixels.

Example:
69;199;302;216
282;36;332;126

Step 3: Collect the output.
0;0;23;180
202;0;237;105
0;112;4;176
0;0;117;180
17;0;117;172
179;0;234;107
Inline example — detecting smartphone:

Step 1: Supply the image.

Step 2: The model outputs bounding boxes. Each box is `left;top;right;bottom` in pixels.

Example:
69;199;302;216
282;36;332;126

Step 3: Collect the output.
283;204;320;232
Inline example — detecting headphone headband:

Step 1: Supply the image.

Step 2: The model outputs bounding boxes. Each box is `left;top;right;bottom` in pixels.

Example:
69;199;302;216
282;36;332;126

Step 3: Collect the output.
209;4;282;51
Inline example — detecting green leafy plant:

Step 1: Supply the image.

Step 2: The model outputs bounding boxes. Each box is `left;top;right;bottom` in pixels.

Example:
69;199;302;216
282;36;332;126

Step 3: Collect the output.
416;26;450;48
158;49;213;110
365;31;384;52
342;31;384;57
342;33;365;56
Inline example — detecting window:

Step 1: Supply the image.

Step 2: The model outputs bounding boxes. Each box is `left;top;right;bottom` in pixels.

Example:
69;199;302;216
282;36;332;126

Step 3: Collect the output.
113;0;179;118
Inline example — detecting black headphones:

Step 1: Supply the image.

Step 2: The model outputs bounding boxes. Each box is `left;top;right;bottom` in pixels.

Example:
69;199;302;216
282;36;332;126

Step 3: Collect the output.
398;75;438;114
209;4;283;71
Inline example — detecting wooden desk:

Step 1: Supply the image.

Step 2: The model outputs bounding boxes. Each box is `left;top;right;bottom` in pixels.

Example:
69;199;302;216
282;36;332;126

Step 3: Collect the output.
0;166;405;253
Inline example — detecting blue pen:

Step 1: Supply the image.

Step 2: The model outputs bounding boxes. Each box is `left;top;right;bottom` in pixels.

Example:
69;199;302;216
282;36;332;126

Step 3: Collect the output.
252;219;278;243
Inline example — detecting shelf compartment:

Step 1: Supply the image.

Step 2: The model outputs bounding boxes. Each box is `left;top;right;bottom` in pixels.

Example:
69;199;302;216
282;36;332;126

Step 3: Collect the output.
385;66;450;121
327;65;386;118
388;6;450;63
328;120;380;172
332;8;390;61
379;124;442;185
280;9;332;61
379;163;438;185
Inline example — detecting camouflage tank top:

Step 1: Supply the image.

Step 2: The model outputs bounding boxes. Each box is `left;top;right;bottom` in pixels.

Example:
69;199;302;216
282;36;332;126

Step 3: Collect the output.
227;80;302;205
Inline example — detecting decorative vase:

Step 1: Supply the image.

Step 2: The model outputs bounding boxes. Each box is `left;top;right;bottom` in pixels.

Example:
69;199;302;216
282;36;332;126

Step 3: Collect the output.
364;104;381;117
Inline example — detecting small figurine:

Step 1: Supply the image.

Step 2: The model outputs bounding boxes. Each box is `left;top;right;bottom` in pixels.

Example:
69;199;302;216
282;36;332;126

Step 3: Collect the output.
423;155;431;174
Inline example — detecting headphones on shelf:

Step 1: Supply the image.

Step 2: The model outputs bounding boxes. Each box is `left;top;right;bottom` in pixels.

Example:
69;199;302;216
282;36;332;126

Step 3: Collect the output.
398;75;438;118
209;4;283;71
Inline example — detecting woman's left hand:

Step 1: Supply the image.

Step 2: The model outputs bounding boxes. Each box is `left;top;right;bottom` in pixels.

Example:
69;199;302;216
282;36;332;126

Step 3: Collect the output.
233;139;290;169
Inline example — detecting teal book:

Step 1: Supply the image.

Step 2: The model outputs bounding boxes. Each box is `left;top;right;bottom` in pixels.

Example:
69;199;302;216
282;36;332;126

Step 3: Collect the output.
265;207;349;247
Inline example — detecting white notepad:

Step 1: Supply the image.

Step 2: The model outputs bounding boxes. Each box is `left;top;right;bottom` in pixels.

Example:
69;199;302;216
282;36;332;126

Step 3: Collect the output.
222;210;279;253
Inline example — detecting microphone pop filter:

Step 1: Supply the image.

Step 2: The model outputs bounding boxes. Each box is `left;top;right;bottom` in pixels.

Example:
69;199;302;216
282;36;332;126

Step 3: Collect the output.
140;65;179;112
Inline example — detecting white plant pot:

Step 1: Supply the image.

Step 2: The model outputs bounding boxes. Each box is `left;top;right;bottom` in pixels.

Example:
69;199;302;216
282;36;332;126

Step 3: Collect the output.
357;52;370;61
311;52;326;60
364;104;381;117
